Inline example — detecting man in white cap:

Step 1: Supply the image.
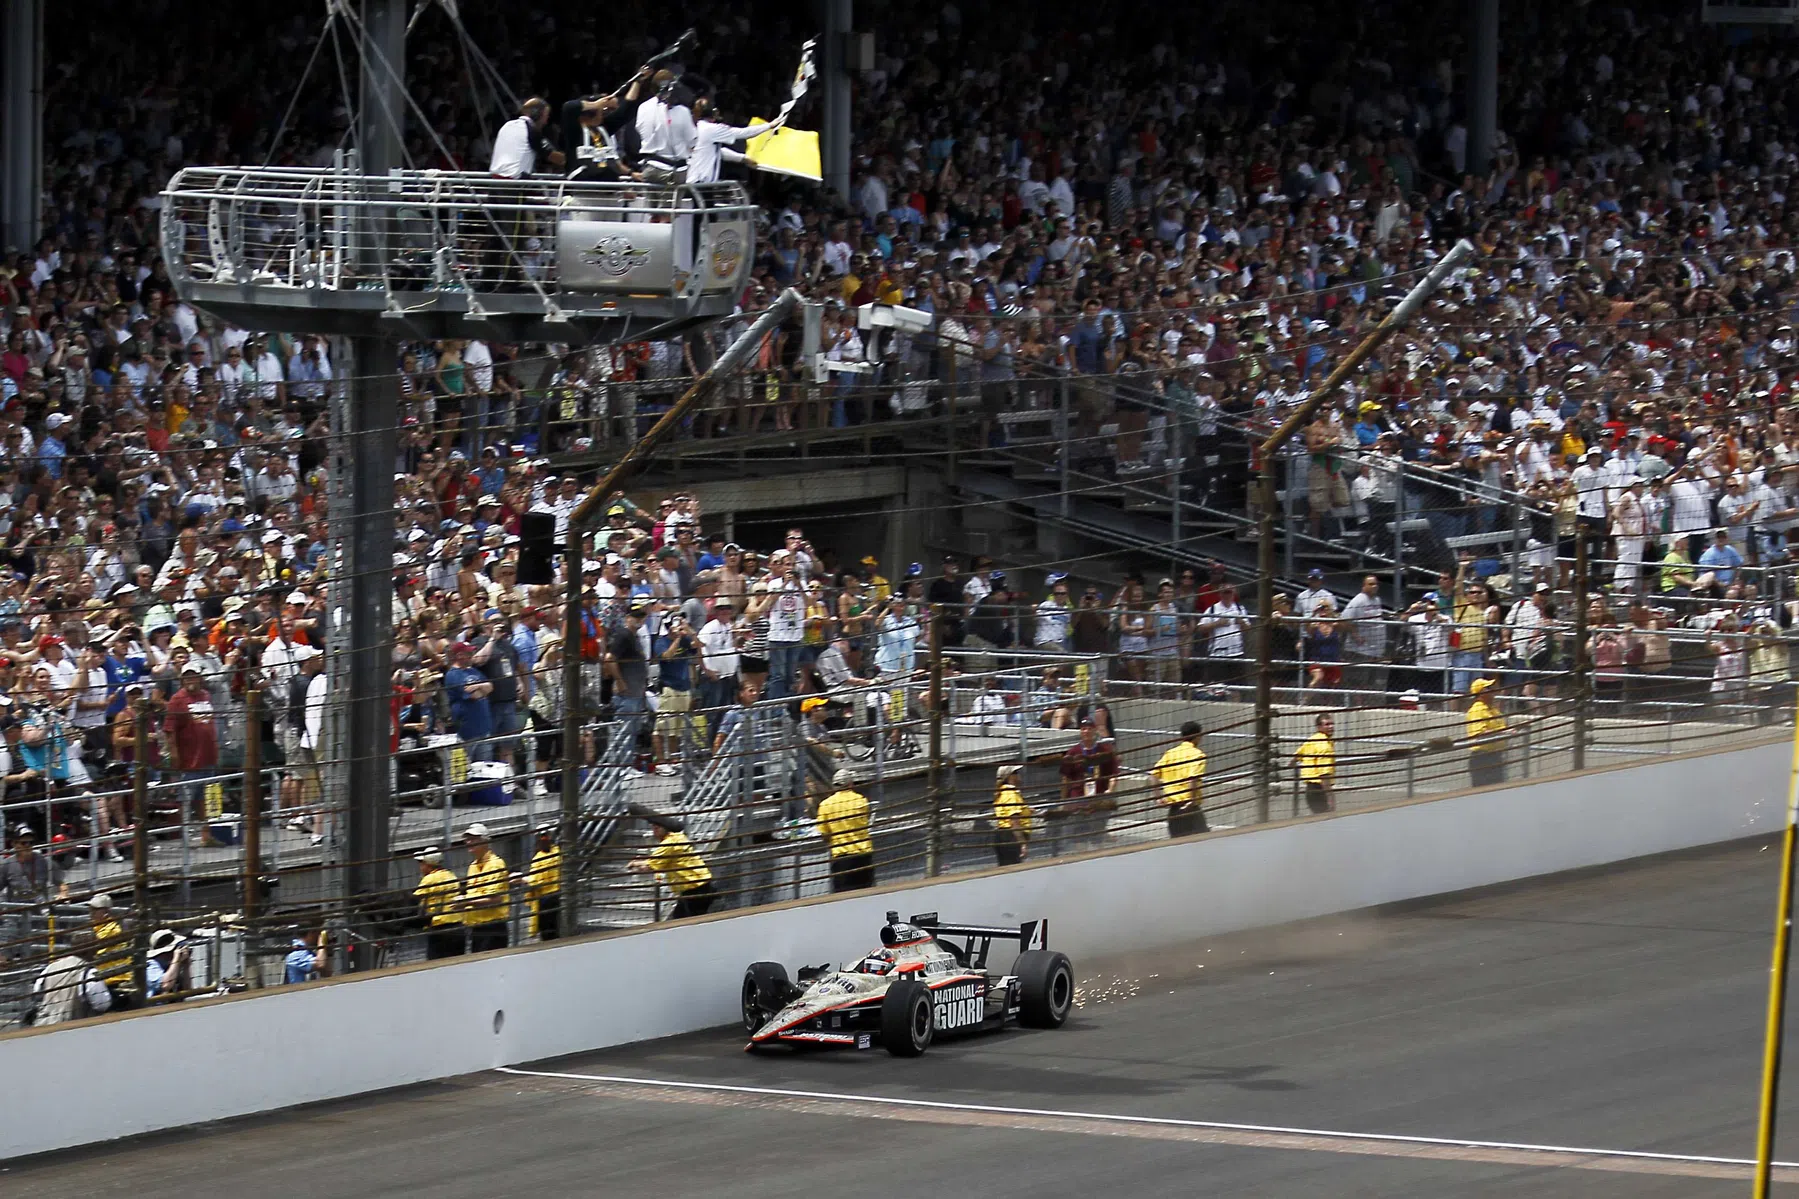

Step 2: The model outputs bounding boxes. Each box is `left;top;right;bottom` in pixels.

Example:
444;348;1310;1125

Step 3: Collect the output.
815;768;874;892
458;824;510;953
412;846;464;960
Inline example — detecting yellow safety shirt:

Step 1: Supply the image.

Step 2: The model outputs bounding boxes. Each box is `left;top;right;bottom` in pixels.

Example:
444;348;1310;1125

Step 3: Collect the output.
1296;732;1336;783
648;831;713;894
414;867;463;927
1153;741;1206;807
1465;699;1507;746
816;788;873;858
993;784;1034;836
461;853;510;926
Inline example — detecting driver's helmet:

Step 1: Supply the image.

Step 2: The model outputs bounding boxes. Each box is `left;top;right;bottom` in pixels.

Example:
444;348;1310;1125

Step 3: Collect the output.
856;949;897;975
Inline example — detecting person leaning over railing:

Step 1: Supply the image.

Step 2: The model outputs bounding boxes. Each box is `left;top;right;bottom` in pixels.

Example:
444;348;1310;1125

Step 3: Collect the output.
627;807;717;919
1464;678;1509;789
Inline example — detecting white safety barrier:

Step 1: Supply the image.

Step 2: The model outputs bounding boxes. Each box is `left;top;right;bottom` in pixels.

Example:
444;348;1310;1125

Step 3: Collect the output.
0;735;1786;1161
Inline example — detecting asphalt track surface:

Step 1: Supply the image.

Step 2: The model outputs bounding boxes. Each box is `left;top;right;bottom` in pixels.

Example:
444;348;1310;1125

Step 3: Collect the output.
15;838;1799;1197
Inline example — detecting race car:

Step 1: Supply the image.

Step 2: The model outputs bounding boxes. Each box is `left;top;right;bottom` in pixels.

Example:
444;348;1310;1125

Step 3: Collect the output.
741;910;1074;1056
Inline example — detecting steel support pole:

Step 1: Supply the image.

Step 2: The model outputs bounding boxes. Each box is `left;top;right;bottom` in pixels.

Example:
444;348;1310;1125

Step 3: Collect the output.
1254;458;1277;824
131;703;150;999
925;608;945;876
822;0;853;200
1572;529;1589;773
243;687;262;932
1467;0;1499;177
559;523;583;939
0;0;42;253
339;0;404;962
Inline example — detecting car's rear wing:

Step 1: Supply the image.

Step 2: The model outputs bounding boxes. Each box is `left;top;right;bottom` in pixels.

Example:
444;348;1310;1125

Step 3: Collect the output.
892;911;1048;964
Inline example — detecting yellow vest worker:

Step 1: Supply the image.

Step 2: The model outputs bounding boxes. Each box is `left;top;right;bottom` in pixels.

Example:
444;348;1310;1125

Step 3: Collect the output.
993;783;1034;837
458;823;512;953
993;764;1033;867
1296;715;1337;816
91;915;131;988
1465;678;1509;788
647;830;713;894
1153;741;1206;806
816;788;873;858
1154;722;1208;838
525;839;562;941
461;853;510;924
414;866;463;927
819;769;877;892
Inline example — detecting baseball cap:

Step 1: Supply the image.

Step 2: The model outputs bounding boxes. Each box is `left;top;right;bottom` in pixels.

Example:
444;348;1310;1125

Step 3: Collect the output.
801;696;829;712
463;822;490;839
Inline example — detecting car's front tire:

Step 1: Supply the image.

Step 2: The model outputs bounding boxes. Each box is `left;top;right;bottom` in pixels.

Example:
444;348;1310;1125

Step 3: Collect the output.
1013;950;1074;1028
881;978;934;1056
743;961;792;1036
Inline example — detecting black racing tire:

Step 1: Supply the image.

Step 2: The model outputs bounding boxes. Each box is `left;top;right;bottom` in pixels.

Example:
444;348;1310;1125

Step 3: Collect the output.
1013;950;1074;1028
880;978;935;1057
743;961;792;1035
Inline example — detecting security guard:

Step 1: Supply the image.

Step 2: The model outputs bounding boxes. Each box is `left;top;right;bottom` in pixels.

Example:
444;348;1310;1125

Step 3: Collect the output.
628;807;716;918
1154;720;1208;838
992;764;1033;866
816;767;875;892
413;847;464;960
1465;677;1509;788
522;824;563;941
458;823;511;954
86;892;135;1008
1294;712;1337;814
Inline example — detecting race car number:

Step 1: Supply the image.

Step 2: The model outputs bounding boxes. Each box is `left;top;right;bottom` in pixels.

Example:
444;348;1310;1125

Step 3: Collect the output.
933;981;983;1030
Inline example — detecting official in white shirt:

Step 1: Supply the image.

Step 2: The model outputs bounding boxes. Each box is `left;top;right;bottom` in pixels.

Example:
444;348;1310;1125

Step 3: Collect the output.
685;96;781;184
488;98;561;179
635;70;700;179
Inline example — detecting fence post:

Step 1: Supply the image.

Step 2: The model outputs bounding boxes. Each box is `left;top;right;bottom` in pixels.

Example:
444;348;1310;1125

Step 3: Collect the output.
1254;456;1277;824
925;607;945;877
1573;529;1590;773
1392;480;1407;611
131;701;151;1001
1058;374;1072;519
243;687;263;942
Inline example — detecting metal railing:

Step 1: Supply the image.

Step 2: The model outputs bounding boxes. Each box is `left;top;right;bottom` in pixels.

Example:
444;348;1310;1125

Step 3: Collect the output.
161;163;755;312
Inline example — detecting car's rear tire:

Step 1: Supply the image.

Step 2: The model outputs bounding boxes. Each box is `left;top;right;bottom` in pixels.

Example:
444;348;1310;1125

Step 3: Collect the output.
743;961;792;1035
1014;950;1074;1028
881;978;934;1056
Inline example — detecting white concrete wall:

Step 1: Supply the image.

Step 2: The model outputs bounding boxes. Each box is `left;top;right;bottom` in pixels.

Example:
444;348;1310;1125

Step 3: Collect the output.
1;737;1785;1161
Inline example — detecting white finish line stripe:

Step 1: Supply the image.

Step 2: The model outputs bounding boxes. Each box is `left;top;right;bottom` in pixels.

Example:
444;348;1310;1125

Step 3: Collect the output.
495;1066;1792;1174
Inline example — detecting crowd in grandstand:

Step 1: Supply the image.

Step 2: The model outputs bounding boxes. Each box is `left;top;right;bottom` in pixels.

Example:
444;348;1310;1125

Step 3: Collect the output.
0;0;1789;884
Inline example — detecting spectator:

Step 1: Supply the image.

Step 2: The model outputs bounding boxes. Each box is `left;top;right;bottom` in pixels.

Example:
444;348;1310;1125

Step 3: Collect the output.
26;931;110;1025
444;641;495;763
0;828;66;962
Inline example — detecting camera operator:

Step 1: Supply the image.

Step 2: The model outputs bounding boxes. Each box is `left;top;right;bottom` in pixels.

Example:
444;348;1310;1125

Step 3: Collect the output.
562;69;650;183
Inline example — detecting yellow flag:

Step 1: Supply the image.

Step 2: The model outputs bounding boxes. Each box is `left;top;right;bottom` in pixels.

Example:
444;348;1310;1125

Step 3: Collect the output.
745;122;822;183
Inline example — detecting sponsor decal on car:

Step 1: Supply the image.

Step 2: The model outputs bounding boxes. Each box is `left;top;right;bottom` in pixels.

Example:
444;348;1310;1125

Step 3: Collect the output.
933;981;984;1030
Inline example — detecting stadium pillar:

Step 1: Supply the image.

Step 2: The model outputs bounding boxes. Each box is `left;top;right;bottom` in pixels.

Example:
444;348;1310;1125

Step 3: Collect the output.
342;0;405;947
1467;0;1499;176
822;0;853;200
0;0;43;253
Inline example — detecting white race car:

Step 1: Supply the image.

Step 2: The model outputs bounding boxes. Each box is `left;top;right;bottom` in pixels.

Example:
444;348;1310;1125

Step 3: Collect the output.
742;910;1074;1056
